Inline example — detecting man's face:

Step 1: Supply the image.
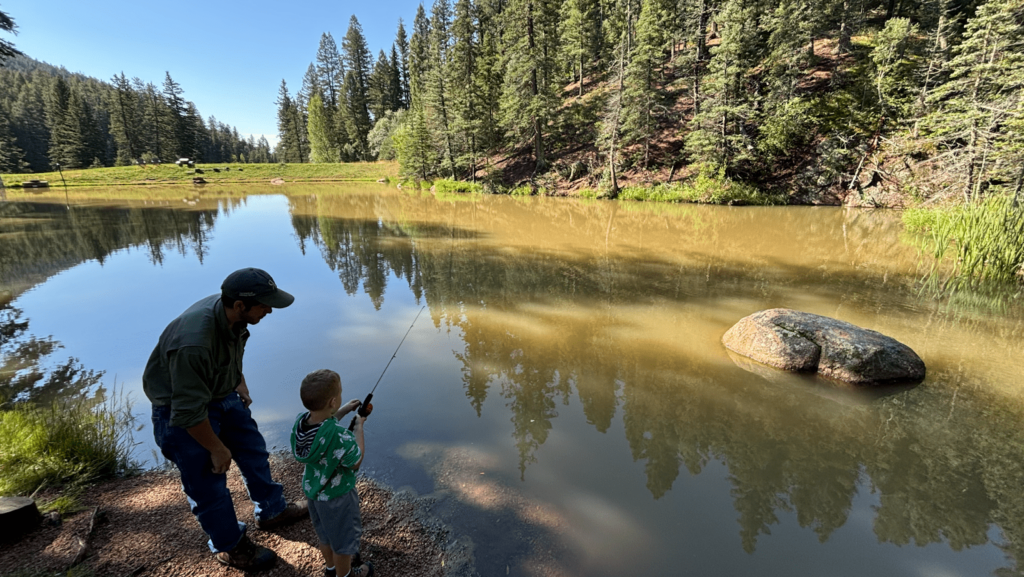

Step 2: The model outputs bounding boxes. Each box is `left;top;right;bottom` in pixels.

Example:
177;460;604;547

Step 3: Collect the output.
240;303;273;325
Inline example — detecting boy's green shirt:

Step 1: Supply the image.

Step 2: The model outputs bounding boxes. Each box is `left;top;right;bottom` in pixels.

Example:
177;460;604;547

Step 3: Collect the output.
289;413;362;500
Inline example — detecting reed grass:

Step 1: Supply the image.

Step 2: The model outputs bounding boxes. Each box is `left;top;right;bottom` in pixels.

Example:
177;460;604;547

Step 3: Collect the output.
0;394;140;502
903;194;1024;287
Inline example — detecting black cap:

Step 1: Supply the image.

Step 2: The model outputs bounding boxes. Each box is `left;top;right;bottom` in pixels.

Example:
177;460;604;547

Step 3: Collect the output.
221;268;295;308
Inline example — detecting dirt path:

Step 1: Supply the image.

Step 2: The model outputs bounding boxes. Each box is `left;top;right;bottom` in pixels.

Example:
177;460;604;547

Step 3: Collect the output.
0;458;471;577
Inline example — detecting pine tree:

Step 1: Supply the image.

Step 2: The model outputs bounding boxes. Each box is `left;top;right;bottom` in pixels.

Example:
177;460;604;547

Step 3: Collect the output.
162;72;190;158
922;0;1024;200
276;79;306;162
316;32;345;109
46;76;88;168
686;0;770;173
410;5;432;98
308;93;338;162
500;0;561;170
389;45;404;111
108;72;142;164
426;0;458;177
451;0;485;179
368;50;394;122
342;16;374;158
0;112;25;172
0;9;22;66
396;102;436;179
395;19;412;107
620;0;671;168
560;0;599;97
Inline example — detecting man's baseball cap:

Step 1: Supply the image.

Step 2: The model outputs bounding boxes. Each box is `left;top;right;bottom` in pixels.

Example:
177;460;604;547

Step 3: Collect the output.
221;268;295;308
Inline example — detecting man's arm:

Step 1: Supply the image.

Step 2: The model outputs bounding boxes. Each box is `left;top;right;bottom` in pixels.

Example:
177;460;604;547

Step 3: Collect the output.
187;419;232;474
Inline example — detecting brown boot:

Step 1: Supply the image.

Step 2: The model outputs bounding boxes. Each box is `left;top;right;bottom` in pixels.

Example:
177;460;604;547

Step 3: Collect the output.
256;500;308;530
214;534;277;572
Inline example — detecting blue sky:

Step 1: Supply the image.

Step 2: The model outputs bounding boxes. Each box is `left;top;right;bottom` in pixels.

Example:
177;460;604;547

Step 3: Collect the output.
2;1;424;147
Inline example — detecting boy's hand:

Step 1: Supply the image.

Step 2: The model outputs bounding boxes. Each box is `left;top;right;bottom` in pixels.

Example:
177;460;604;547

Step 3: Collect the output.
342;399;362;414
353;415;366;429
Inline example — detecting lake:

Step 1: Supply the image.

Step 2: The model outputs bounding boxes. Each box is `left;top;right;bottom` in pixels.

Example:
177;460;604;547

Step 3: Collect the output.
2;185;1023;577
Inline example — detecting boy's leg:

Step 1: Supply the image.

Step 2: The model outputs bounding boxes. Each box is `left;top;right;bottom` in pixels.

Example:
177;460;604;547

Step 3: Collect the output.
215;392;290;522
152;404;244;553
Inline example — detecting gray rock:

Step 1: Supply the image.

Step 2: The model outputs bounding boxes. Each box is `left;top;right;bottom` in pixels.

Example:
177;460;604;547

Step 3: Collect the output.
722;309;926;385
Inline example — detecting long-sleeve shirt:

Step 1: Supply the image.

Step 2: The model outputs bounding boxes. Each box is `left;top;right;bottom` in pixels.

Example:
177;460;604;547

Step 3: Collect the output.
143;294;248;428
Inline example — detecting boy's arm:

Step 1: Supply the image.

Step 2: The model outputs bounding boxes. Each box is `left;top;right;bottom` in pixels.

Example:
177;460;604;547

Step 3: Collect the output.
334;399;362;420
351;415;366;470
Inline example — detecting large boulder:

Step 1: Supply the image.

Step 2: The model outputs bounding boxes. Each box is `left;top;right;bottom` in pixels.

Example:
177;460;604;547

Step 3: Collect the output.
722;309;926;385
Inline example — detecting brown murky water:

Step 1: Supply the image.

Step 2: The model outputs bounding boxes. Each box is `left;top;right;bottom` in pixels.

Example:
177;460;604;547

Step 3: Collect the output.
2;185;1023;577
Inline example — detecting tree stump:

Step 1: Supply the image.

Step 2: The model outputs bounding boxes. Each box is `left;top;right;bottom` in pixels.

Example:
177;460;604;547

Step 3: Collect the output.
0;497;42;542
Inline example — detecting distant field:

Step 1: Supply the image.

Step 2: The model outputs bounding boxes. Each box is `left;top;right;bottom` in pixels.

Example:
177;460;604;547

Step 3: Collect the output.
0;161;399;188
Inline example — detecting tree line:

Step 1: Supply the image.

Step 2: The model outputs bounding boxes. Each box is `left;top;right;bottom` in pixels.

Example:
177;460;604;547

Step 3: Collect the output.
278;0;1023;201
0;55;274;172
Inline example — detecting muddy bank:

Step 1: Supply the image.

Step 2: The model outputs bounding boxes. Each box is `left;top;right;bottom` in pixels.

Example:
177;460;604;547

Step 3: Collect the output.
0;457;474;577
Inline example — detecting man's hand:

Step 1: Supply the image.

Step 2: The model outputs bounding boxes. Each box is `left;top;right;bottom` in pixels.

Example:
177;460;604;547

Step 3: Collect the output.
236;375;252;408
211;446;233;475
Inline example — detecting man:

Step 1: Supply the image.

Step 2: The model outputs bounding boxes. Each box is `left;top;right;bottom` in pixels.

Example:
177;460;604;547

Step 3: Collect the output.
144;267;307;571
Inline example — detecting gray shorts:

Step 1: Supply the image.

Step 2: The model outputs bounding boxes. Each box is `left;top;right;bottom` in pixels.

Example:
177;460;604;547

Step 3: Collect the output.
308;488;363;555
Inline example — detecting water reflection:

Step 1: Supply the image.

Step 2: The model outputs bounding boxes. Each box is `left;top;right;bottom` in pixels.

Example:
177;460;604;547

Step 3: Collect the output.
2;191;1023;575
286;191;1024;567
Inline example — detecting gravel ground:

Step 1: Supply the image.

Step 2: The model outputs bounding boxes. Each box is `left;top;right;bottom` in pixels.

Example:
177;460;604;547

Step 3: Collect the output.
0;457;474;577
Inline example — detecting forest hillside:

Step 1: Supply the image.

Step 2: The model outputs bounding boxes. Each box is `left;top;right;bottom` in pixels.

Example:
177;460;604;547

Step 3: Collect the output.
274;0;1023;208
0;55;274;172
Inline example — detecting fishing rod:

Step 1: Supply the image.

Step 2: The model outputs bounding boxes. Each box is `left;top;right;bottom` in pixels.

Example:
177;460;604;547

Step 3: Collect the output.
349;305;426;431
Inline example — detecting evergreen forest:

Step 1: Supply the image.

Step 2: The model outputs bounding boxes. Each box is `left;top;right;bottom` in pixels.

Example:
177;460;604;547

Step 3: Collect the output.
0;55;274;173
277;0;1023;207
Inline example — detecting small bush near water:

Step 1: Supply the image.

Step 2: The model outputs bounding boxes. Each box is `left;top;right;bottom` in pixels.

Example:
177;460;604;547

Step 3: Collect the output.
615;166;783;205
0;395;139;511
433;179;483;194
903;194;1024;288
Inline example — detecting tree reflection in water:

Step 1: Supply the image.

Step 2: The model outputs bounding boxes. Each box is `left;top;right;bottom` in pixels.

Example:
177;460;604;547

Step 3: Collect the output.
0;199;230;406
288;193;1024;570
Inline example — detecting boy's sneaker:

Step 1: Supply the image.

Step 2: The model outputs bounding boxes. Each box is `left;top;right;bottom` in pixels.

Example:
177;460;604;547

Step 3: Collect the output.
350;561;374;577
215;534;277;572
256;500;308;530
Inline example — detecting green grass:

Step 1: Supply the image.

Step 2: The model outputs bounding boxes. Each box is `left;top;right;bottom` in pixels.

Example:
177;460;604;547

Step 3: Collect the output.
606;168;784;206
903;194;1024;287
0;395;139;501
433;178;484;194
1;161;398;189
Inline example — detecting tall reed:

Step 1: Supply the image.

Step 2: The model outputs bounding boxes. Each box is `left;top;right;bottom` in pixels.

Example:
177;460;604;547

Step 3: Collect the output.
903;194;1024;288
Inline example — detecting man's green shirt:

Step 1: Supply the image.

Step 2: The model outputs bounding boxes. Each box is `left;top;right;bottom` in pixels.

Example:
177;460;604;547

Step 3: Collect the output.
143;295;248;428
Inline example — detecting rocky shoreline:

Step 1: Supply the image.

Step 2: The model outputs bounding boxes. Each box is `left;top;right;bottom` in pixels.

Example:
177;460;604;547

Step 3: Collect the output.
0;457;473;577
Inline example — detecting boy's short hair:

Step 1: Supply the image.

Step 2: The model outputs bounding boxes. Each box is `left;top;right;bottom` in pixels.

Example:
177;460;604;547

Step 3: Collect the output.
300;369;341;411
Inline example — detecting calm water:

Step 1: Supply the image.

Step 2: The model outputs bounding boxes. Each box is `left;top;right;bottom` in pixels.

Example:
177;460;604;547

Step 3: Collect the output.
2;185;1023;577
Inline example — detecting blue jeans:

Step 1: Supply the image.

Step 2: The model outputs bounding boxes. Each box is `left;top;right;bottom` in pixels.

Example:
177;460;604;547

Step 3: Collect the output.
152;392;286;553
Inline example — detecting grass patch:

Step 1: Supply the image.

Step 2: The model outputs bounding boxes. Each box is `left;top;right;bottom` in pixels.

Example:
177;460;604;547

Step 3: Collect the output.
903;194;1024;287
1;161;398;189
433;179;484;194
0;394;139;498
509;186;535;196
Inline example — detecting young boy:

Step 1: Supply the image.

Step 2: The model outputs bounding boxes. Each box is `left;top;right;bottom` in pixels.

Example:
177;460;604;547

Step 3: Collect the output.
291;369;374;577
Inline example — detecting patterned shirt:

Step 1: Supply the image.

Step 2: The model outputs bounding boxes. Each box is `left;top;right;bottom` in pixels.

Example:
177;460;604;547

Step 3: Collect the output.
289;412;362;500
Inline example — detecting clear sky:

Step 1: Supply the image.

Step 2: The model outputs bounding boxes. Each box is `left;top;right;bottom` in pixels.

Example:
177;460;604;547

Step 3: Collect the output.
1;0;425;147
